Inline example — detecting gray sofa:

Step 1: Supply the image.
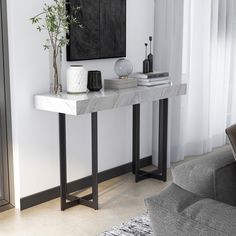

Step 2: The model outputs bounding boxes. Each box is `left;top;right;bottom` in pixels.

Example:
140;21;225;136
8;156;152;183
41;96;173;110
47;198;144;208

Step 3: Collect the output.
145;146;236;236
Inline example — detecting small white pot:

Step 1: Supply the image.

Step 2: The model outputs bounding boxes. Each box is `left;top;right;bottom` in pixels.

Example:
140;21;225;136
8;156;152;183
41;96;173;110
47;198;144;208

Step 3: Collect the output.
66;65;88;94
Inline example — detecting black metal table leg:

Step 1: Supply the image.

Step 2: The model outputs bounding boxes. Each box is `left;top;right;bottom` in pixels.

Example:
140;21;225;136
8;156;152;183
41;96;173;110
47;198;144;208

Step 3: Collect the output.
158;99;168;181
58;112;99;211
132;99;168;182
91;112;98;210
133;104;140;181
59;113;67;210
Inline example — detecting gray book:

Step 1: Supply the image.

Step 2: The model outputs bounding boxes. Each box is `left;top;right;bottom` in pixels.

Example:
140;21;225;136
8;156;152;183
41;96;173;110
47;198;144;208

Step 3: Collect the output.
104;78;138;90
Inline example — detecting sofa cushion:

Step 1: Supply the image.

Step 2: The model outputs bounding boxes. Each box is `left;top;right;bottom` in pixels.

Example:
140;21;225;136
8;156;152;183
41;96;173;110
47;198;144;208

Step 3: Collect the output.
145;183;236;236
226;124;236;160
172;146;236;205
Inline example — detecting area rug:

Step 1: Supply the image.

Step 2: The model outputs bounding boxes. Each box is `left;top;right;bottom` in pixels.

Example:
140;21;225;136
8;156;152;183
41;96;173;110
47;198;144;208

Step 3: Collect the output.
97;213;153;236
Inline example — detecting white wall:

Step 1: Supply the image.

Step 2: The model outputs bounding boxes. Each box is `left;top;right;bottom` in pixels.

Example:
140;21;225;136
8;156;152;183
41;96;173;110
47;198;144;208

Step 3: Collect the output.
7;0;155;208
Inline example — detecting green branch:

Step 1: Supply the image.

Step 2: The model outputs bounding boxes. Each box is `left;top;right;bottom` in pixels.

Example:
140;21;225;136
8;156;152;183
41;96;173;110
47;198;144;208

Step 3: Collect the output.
30;0;81;53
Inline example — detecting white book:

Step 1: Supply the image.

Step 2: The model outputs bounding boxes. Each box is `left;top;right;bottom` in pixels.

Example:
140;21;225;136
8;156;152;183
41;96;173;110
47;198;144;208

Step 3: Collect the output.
130;71;169;79
138;80;171;87
137;77;169;83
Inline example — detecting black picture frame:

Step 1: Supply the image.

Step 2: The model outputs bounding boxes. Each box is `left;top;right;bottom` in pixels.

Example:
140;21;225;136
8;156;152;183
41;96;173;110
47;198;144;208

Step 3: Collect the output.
67;0;126;61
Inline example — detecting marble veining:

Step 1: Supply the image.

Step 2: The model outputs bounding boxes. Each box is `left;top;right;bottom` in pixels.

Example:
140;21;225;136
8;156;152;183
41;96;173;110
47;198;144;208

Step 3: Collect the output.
34;83;187;116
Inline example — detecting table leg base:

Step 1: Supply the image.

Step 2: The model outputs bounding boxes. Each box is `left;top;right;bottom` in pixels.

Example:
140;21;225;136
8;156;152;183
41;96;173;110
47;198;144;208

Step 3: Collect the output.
61;193;98;211
132;99;168;184
59;112;98;211
135;169;166;182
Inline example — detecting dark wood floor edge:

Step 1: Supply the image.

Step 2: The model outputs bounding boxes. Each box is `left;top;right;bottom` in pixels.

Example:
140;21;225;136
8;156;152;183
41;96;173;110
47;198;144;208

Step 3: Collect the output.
0;203;14;213
20;156;152;210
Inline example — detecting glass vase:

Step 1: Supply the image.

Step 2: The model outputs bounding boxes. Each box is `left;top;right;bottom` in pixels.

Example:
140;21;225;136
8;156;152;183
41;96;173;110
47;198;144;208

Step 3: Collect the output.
49;47;62;95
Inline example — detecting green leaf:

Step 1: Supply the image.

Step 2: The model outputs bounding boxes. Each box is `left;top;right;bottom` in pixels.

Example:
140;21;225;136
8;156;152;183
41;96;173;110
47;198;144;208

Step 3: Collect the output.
30;0;82;50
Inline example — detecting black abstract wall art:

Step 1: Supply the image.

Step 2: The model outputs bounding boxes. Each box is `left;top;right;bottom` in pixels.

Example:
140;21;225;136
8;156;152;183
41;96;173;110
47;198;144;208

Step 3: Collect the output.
67;0;126;61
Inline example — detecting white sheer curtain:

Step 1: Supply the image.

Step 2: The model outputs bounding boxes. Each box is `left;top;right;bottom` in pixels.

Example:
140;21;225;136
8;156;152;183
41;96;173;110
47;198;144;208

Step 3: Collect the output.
154;0;236;164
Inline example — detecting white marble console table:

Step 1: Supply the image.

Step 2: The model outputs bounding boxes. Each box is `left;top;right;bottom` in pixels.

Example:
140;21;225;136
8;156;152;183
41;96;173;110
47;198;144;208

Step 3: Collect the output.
34;83;187;211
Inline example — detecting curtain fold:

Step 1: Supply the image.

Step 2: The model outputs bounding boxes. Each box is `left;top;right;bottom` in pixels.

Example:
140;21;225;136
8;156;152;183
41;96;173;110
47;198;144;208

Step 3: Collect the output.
154;0;236;164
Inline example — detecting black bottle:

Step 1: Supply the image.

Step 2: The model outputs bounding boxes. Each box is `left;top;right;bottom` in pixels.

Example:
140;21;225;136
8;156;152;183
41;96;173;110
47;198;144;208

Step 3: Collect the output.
148;36;153;72
143;43;150;73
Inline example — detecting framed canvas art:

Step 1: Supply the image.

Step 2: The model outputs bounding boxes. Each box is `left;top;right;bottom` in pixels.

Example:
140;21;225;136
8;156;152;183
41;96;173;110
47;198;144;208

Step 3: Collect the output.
67;0;126;61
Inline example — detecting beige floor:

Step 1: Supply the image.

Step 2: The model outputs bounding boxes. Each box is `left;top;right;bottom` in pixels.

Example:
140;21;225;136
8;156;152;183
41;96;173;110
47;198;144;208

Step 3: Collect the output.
0;171;172;236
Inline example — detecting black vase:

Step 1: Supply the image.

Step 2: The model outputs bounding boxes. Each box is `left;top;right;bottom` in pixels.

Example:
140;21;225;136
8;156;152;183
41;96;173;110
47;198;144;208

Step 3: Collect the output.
87;71;102;91
148;53;153;72
143;59;150;73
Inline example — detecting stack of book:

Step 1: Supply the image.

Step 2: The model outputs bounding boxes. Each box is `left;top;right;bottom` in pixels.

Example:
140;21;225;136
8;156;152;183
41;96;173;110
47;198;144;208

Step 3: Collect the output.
129;72;171;87
104;78;138;90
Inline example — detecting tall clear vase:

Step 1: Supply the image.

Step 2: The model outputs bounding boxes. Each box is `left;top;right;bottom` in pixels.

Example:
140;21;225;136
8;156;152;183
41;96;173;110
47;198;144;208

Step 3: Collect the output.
49;47;62;95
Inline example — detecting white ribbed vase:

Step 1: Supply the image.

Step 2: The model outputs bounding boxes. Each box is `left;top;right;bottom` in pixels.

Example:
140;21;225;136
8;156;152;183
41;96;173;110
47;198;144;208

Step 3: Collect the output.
66;65;88;94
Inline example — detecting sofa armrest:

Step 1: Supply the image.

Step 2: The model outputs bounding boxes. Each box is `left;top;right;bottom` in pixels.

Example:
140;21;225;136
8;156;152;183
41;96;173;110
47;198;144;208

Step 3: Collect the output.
145;183;202;214
145;183;203;236
172;146;235;200
145;183;236;236
216;162;236;206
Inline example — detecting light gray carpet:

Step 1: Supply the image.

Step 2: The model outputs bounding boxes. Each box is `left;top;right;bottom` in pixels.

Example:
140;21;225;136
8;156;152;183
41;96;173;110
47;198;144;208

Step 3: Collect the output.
97;213;153;236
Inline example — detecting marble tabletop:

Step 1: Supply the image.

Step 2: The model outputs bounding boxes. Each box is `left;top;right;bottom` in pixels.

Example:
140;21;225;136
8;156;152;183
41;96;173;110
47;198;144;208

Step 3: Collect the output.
34;83;187;116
